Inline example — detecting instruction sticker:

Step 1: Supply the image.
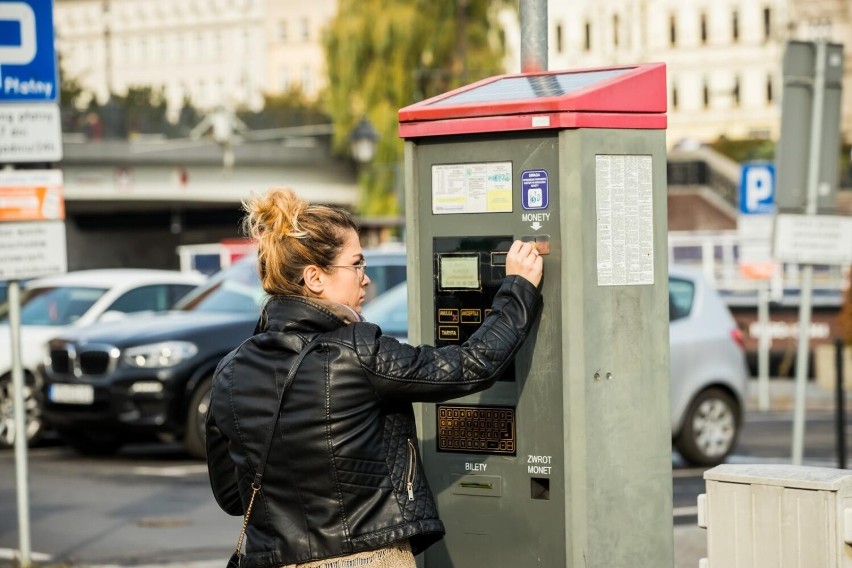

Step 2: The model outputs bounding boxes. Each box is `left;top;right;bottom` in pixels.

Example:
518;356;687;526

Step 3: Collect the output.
521;170;548;210
595;155;654;286
432;162;512;214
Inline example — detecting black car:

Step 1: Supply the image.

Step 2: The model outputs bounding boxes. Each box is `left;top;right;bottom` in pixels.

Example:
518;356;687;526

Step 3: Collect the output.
41;246;407;458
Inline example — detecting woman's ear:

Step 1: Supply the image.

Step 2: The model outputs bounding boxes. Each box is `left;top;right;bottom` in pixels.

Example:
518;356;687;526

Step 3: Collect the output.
302;265;325;295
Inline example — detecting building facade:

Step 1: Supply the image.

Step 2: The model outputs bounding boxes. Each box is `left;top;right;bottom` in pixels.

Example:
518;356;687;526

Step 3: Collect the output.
54;0;334;117
534;0;851;148
55;1;851;147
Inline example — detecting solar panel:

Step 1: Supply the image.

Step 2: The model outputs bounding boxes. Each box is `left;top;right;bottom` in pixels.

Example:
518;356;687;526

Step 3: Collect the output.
427;68;634;107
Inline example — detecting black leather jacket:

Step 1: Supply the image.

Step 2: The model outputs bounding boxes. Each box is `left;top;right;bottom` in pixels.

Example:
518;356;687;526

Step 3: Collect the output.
206;276;541;567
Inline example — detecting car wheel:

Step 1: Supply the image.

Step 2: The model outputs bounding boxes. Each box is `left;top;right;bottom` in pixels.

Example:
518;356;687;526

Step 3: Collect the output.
675;387;740;467
60;429;123;456
184;377;211;460
0;373;44;449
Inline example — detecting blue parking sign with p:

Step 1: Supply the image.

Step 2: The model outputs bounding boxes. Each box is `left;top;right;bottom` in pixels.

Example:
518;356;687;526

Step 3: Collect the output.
0;0;58;102
739;163;776;215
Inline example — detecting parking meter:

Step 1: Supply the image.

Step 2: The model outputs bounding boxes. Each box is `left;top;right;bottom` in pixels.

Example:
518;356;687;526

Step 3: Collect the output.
398;64;673;568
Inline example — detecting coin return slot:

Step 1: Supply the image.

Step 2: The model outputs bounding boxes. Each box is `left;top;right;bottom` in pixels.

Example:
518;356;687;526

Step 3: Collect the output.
531;477;550;500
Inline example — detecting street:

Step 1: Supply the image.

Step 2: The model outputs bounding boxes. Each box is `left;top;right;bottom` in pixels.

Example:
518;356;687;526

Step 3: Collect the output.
0;408;847;567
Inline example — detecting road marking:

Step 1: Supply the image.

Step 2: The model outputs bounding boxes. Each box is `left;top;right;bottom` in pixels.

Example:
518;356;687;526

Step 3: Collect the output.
131;465;208;477
0;548;51;562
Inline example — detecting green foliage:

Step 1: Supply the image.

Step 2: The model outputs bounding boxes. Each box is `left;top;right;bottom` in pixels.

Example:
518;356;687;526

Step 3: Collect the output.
324;0;512;216
120;86;170;136
237;88;328;130
709;136;776;163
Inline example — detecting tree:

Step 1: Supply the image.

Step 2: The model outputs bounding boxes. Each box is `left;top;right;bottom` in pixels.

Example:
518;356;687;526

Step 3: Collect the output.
238;88;328;131
324;0;512;216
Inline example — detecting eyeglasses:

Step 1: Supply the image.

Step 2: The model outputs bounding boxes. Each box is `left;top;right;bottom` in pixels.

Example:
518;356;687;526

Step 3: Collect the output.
327;258;367;280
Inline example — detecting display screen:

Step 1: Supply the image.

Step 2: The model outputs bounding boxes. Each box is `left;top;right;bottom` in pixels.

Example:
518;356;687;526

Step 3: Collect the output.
427;68;632;107
440;255;480;289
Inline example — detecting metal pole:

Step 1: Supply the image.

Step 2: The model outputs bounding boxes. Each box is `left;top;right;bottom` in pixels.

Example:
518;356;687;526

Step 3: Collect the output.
792;40;827;465
757;284;771;411
520;0;548;72
9;280;32;568
836;337;847;469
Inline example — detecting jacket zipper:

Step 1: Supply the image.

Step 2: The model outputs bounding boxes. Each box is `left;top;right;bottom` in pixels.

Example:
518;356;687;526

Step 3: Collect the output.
406;438;417;501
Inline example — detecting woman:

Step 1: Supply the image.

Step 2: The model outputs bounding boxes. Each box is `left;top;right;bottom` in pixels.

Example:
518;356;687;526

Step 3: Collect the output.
206;187;543;568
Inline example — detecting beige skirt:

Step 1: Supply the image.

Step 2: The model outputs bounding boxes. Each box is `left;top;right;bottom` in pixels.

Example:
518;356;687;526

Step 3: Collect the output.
283;540;414;568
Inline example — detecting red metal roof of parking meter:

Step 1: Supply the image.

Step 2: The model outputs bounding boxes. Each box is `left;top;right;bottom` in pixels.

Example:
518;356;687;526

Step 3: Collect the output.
398;63;666;138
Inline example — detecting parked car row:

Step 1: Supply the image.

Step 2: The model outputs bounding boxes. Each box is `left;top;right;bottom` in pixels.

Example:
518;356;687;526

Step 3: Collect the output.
2;246;749;467
0;270;207;449
362;265;750;467
39;245;407;458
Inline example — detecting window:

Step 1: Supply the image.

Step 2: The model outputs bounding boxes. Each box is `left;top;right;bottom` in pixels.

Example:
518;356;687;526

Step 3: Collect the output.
671;84;678;110
106;285;174;314
700;13;708;44
279;68;290;91
669;14;677;46
766;76;773;103
732;10;739;42
555;23;563;53
733;75;740;107
301;65;312;93
584;21;591;51
668;278;695;321
703;80;710;108
6;286;108;326
278;20;288;41
613;14;619;47
763;8;772;40
301;17;309;41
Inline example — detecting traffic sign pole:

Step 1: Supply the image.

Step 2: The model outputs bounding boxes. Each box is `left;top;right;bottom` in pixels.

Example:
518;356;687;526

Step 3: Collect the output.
792;40;827;466
737;162;776;412
9;280;32;568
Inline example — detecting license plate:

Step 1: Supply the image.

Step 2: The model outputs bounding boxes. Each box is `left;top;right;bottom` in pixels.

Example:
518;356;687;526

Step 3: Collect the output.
49;384;94;405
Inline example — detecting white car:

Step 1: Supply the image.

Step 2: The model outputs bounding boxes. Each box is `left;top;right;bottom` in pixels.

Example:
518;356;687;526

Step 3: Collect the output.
0;269;206;448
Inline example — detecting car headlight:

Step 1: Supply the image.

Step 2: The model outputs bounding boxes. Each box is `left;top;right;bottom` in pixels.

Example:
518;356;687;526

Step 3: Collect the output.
123;341;198;369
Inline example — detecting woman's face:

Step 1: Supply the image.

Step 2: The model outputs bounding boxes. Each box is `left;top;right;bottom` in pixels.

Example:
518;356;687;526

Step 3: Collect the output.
319;229;371;312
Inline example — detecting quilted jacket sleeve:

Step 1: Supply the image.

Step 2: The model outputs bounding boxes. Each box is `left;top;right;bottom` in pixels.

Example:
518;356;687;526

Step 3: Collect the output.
206;357;244;516
354;275;541;402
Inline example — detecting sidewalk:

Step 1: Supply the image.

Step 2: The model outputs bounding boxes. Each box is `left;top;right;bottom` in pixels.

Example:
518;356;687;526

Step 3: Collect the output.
746;375;845;412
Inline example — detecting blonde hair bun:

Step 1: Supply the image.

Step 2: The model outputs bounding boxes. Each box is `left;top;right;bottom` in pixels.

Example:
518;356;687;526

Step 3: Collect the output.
243;187;309;240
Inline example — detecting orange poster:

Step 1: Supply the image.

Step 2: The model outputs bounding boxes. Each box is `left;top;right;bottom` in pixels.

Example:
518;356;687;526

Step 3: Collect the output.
0;171;65;222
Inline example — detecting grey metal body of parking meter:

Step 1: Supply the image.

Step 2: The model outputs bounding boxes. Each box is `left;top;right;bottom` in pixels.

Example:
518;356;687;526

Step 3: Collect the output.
398;64;673;568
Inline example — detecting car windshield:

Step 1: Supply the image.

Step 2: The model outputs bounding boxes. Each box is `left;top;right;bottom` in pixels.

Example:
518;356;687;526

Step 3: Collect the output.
362;282;409;338
174;256;265;314
0;286;108;326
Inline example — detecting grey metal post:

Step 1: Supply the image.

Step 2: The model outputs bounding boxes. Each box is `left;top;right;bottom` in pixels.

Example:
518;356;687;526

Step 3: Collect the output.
520;0;548;72
757;284;771;411
792;40;826;465
9;280;32;567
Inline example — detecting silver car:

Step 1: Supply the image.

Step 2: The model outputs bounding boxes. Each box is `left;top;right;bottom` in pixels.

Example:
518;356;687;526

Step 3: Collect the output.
363;265;749;467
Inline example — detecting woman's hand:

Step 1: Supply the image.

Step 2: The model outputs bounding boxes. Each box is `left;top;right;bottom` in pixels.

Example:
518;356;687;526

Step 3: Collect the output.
505;240;543;288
